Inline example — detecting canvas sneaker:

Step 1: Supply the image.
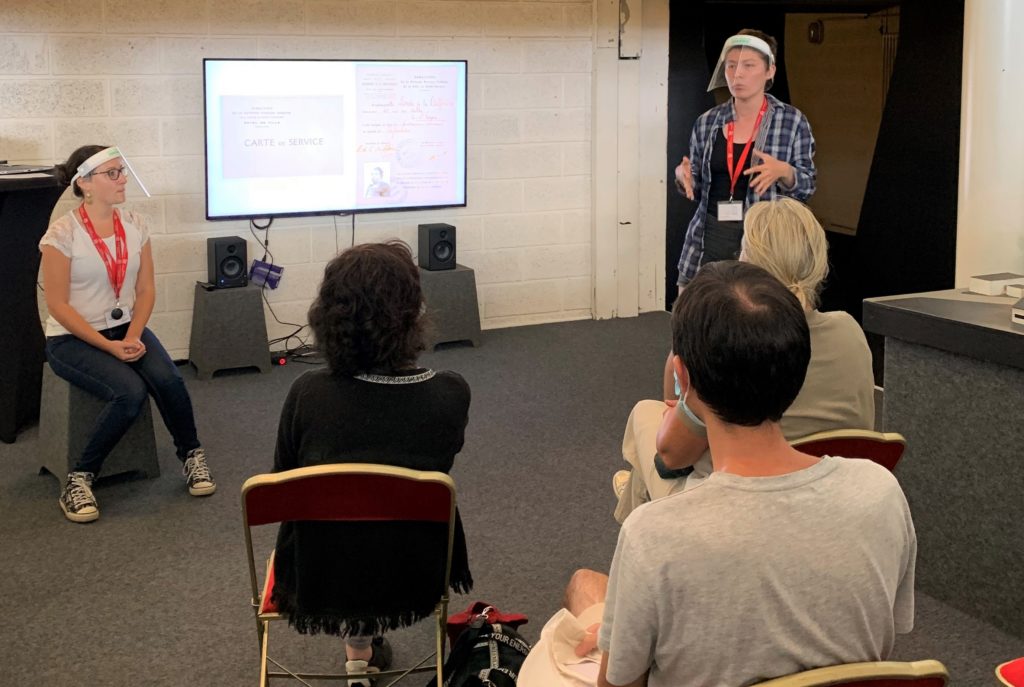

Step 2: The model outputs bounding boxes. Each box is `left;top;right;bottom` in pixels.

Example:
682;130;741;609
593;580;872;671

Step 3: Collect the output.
344;659;380;687
183;448;216;496
612;469;630;499
344;637;390;687
59;471;98;523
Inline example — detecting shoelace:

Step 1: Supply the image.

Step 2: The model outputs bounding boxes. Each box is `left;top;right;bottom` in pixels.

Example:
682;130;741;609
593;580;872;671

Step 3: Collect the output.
66;477;95;509
184;452;212;483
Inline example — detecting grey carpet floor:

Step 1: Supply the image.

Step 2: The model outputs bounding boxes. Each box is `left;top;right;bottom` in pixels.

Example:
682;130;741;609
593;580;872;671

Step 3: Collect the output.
0;313;1018;685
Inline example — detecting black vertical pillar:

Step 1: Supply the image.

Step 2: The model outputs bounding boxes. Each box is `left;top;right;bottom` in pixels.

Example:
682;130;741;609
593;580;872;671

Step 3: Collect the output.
854;0;964;313
665;1;714;304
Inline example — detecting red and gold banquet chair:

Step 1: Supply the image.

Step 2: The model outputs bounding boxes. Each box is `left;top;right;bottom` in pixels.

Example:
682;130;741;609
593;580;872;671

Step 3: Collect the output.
792;429;907;472
754;659;949;686
241;464;458;686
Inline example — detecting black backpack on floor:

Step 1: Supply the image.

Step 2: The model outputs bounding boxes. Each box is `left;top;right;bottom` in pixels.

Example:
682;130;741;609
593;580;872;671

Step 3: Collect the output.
426;620;532;687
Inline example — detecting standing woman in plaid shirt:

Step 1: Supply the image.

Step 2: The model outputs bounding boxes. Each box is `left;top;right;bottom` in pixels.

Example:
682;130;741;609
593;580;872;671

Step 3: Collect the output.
675;29;816;291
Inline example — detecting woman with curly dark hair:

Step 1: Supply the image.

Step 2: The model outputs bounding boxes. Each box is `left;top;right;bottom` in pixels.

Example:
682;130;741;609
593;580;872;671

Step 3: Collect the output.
270;240;472;685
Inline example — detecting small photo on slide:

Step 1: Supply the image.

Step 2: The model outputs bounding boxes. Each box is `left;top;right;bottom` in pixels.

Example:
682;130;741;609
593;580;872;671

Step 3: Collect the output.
364;163;392;199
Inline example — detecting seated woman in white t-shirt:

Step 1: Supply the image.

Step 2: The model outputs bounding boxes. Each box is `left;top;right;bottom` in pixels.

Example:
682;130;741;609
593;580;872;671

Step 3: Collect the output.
614;197;874;522
39;144;215;524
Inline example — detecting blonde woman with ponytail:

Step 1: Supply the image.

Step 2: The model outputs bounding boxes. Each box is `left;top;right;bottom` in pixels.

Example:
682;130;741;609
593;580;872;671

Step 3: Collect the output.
739;197;874;440
739;197;828;309
614;198;874;523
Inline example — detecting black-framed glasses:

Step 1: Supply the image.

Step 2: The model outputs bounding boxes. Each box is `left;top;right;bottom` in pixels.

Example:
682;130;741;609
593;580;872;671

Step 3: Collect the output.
90;166;129;181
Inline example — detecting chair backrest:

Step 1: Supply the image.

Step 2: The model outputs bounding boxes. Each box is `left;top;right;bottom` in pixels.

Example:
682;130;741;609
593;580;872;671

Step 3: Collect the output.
240;463;458;612
754;660;948;687
242;463;455;527
792;429;907;472
997;657;1024;686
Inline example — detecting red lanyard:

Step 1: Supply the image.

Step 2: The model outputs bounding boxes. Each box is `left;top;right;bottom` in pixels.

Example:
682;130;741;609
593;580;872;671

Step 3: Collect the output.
724;97;768;199
78;205;128;302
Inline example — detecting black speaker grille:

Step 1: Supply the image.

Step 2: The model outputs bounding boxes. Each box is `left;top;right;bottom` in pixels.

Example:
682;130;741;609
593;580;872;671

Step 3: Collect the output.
221;256;244;278
433;241;453;262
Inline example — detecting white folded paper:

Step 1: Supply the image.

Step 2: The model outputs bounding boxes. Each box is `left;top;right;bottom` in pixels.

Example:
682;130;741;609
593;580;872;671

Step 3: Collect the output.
1005;284;1024;299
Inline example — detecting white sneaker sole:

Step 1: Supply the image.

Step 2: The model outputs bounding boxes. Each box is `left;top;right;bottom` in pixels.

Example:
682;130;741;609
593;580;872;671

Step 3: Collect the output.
189;482;217;497
60;499;98;523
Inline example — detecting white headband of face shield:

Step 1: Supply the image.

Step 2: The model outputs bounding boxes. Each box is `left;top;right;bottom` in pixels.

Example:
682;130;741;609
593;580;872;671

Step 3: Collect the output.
706;35;775;92
70;146;151;197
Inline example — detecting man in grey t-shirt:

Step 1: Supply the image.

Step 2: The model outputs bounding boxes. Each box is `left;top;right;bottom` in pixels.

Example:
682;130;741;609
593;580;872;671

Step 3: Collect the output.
592;262;916;687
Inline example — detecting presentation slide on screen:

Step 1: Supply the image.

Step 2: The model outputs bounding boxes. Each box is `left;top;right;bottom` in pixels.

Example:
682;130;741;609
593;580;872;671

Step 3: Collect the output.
220;95;345;179
204;60;467;219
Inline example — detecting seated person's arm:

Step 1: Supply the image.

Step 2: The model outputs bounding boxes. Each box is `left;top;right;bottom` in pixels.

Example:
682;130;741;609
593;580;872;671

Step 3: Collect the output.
272;384;302;472
655;400;708;469
598;653;648;687
656;356;708;469
598;540;656;687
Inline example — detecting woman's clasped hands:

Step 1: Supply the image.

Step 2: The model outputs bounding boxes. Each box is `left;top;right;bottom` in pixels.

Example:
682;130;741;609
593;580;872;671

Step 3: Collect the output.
106;336;146;362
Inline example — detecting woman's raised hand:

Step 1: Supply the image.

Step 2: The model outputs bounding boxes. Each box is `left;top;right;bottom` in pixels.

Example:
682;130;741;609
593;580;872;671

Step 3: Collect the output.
675;157;695;201
745;150;795;196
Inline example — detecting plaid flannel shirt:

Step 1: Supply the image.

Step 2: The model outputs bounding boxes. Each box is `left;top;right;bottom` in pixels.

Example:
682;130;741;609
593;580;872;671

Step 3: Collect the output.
676;93;816;285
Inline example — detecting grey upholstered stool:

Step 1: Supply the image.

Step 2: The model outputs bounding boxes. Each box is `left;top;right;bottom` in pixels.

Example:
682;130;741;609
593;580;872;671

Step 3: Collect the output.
188;283;271;380
419;264;482;348
38;364;160;481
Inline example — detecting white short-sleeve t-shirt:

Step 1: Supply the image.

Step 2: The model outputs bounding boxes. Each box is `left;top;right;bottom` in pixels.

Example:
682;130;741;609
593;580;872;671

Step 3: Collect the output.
39;208;151;337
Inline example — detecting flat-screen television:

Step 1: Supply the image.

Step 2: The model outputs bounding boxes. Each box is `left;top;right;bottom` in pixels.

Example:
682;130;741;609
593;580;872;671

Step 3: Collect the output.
203;58;468;220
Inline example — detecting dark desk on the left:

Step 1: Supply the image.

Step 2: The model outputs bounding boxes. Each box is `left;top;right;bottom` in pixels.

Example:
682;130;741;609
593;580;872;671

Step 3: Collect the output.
0;171;67;443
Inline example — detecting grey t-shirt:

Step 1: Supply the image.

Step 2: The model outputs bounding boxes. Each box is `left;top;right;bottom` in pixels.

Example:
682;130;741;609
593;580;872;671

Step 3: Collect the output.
598;456;916;687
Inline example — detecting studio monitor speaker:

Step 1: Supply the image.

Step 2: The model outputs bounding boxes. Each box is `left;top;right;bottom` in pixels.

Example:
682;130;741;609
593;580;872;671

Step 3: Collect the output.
207;236;248;288
418;223;456;271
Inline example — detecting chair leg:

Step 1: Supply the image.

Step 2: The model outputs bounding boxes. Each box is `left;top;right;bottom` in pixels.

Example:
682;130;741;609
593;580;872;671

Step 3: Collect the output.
260;619;270;686
435;608;445;686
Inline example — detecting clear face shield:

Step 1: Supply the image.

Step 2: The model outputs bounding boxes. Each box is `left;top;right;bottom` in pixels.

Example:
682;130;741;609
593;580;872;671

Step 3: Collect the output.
69;146;151;197
707;35;775;92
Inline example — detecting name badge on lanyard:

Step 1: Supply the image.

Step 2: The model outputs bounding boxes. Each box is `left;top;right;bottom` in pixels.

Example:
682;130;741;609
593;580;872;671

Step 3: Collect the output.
718;97;768;223
104;306;132;330
717;200;744;222
79;205;130;329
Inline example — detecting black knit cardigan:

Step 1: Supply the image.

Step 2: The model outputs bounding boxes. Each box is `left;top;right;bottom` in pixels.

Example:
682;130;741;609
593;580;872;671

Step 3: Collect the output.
269;367;474;636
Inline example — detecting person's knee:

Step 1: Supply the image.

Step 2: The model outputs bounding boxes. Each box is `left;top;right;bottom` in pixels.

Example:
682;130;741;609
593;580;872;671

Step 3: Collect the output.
115;379;148;415
139;353;187;396
634;398;666;415
563;569;608;616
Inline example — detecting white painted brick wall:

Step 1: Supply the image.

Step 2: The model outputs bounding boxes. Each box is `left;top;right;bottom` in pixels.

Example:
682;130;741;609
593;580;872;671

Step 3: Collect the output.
6;0;595;360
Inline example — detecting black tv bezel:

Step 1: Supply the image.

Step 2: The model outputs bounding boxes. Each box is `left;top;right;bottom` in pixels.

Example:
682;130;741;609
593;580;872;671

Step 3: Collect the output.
202;57;469;222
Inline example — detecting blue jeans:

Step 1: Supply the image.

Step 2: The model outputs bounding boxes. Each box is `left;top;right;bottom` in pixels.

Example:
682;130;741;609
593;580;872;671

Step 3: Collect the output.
45;324;200;475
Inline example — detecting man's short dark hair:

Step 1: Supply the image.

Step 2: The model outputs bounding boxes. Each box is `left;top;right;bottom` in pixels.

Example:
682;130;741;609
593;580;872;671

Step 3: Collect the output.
308;240;425;376
672;261;810;426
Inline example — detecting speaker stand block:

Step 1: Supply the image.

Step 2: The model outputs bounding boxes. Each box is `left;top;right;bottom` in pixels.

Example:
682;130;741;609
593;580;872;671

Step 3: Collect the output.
188;284;272;380
419;264;482;349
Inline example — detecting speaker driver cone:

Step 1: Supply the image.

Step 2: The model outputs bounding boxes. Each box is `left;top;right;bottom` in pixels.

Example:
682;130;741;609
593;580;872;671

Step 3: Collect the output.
221;256;244;278
433;241;453;262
